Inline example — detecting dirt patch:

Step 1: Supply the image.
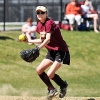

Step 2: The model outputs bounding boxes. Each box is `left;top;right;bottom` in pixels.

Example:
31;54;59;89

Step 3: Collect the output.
0;97;99;100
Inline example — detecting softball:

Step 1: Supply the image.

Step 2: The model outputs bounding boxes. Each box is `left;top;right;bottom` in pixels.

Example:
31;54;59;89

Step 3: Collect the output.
18;34;26;41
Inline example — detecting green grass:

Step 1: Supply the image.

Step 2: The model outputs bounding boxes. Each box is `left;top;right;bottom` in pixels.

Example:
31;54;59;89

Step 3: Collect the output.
0;30;100;97
0;25;22;28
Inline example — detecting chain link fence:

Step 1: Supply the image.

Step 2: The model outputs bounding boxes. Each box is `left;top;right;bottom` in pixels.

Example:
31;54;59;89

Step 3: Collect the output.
0;0;100;31
0;0;64;22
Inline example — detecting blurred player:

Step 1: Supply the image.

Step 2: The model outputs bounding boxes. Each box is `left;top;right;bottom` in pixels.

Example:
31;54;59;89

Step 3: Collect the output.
17;17;37;44
22;18;36;44
22;17;37;39
26;6;70;99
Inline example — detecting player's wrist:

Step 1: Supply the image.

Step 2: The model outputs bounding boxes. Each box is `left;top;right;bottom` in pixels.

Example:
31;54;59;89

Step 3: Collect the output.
36;46;40;50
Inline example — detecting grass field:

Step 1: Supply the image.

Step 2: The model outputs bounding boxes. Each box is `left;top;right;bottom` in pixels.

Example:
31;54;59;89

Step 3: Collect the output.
0;30;100;98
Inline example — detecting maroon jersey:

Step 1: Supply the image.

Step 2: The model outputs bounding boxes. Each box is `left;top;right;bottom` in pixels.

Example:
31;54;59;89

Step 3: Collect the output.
36;18;68;51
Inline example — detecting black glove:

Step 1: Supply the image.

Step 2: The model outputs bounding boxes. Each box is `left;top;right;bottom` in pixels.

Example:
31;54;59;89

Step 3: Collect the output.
20;46;40;63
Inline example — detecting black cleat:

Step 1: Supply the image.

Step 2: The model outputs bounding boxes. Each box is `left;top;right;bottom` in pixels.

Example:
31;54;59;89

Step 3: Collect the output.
59;81;68;98
47;89;58;100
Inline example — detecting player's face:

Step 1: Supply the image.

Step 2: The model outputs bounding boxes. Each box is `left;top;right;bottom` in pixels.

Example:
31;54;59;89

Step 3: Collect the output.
27;21;32;26
84;1;89;6
36;10;47;23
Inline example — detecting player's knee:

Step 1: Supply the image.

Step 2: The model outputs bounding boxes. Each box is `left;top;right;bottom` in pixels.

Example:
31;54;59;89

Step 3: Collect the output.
36;68;42;74
47;73;54;79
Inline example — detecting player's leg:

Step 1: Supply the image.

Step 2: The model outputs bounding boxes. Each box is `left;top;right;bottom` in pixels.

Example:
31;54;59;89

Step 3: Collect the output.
48;51;70;98
88;14;99;33
36;58;52;74
75;14;82;30
66;14;75;31
47;61;68;98
25;31;31;40
36;59;58;98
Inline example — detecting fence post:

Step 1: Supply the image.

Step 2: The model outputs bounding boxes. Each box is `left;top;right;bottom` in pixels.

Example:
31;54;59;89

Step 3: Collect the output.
3;0;6;31
60;0;63;23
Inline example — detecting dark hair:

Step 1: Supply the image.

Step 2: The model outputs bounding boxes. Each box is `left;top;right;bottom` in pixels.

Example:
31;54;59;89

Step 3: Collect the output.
36;18;39;24
26;17;33;22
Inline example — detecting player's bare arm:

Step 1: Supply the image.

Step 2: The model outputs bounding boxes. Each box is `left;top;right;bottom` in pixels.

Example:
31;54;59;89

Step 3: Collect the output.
25;31;43;44
26;30;51;48
27;37;43;45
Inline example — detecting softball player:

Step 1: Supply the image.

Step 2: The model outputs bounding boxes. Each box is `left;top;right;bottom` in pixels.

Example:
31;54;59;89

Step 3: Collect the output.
22;17;37;40
26;6;70;99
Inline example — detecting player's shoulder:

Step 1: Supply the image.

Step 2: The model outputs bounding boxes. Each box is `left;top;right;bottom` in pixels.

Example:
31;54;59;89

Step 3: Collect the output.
47;17;53;22
46;17;55;24
22;24;28;27
31;24;37;27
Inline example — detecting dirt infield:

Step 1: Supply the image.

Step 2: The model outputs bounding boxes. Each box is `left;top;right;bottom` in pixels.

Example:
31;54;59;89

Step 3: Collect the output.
0;97;99;100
